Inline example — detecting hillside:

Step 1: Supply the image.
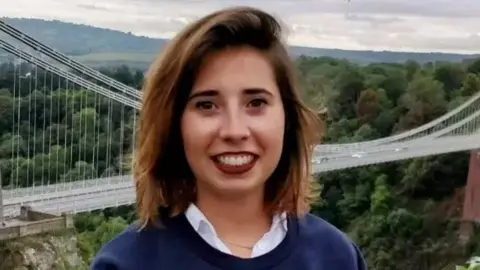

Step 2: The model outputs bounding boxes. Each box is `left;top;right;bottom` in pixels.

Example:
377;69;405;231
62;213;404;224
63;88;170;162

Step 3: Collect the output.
1;17;480;69
0;231;87;269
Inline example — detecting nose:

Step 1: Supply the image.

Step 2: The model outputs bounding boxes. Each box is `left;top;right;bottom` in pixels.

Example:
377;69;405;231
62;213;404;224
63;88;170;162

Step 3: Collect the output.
219;109;250;142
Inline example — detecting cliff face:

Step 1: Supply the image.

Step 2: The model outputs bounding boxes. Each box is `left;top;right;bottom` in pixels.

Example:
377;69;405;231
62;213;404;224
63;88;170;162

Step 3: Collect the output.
0;232;87;270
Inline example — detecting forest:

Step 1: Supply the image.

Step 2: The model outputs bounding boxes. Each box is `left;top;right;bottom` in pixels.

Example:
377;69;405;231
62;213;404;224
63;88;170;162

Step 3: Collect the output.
0;63;142;188
1;54;480;269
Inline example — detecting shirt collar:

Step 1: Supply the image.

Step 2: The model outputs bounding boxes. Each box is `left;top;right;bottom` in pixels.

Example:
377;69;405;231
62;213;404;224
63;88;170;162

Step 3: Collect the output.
185;203;212;233
185;203;288;233
272;212;288;231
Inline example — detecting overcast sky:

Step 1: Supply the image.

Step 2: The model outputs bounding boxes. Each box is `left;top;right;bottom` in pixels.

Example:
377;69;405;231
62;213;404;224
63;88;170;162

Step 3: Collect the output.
2;0;480;54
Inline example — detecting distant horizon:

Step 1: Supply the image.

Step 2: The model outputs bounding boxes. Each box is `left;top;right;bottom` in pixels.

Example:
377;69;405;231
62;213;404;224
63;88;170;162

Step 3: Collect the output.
4;16;480;57
2;0;480;55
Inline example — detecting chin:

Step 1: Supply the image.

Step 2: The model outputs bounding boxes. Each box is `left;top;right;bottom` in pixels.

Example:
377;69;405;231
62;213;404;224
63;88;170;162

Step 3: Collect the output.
209;177;265;197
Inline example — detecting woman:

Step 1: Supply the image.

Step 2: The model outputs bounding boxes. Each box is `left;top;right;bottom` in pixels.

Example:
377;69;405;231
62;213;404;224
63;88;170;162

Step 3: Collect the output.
91;6;366;270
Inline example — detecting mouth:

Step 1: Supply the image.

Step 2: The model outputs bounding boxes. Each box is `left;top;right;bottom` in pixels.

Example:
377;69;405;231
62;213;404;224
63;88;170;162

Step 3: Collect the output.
211;152;258;175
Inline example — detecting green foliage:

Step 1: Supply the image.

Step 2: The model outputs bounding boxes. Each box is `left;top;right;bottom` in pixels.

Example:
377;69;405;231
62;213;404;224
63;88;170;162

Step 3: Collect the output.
74;211;130;264
0;62;142;188
303;56;480;269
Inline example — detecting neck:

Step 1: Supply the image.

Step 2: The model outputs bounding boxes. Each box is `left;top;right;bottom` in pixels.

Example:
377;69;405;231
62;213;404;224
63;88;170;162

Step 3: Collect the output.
195;189;271;241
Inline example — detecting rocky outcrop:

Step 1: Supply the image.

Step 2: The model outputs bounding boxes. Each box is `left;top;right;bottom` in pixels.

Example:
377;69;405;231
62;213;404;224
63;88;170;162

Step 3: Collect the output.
0;231;87;270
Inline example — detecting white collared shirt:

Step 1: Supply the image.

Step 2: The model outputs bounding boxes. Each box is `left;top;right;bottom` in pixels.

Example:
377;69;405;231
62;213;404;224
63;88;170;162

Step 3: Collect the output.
185;203;288;258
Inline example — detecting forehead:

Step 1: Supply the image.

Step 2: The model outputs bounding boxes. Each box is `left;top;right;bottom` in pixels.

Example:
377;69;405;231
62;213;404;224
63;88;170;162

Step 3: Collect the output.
191;47;278;95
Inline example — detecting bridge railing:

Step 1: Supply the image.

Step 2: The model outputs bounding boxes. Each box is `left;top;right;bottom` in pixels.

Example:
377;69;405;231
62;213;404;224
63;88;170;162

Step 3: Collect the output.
0;19;141;100
0;40;140;109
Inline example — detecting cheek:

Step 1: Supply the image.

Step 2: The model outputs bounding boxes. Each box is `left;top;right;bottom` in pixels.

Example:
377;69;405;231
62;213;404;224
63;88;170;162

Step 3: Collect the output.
254;108;285;152
181;113;197;154
181;112;215;154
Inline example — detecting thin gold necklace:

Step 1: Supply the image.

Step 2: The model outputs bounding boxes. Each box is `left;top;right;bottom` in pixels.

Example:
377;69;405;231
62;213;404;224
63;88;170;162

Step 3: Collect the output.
220;238;255;250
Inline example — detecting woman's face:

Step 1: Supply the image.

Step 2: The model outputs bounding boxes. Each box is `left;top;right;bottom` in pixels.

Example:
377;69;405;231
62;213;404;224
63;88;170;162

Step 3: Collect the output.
181;46;285;199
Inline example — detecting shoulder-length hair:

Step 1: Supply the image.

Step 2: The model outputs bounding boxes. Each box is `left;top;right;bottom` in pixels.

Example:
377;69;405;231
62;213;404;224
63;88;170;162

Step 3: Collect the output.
134;6;323;226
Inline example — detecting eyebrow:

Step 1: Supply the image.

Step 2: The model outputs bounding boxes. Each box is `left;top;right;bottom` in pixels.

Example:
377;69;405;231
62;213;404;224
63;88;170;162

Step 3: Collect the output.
188;88;273;101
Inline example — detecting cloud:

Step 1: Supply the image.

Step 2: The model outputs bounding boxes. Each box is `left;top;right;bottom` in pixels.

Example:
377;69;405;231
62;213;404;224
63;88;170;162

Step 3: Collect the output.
344;14;404;25
1;0;480;54
77;4;111;11
338;0;480;18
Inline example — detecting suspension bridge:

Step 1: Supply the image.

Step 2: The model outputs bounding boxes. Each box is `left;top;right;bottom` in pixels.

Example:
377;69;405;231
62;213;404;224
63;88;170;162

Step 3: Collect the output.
0;19;480;222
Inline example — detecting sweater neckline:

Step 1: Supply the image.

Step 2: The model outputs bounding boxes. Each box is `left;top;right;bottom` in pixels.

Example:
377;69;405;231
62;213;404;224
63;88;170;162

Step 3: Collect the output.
164;211;299;270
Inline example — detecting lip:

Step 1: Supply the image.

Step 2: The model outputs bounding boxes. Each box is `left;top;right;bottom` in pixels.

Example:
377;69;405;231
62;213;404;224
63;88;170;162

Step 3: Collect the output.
211;152;259;175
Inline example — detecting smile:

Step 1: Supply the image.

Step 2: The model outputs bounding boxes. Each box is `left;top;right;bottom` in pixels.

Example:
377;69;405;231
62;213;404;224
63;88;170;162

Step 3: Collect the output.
217;155;254;166
212;153;258;175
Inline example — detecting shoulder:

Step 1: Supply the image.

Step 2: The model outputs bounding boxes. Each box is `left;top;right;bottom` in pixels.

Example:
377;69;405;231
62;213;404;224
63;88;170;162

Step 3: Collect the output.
297;213;366;269
298;213;350;241
89;222;173;270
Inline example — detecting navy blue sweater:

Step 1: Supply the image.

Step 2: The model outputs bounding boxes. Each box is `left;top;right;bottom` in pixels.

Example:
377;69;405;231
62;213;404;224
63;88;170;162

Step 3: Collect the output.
90;212;366;270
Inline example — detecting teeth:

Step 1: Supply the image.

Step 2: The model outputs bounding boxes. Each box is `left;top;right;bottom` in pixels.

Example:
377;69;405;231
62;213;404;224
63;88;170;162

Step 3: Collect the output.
217;155;254;166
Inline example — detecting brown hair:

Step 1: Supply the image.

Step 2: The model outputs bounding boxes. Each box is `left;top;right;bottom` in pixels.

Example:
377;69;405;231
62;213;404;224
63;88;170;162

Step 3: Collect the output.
134;6;322;227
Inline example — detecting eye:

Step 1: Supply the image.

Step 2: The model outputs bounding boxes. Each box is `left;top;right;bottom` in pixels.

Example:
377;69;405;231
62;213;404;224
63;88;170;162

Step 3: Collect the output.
247;98;267;108
195;101;216;111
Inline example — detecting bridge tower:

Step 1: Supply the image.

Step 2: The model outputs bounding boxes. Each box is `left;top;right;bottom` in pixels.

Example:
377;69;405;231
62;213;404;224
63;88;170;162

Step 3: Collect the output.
0;167;3;226
460;151;480;242
0;185;3;226
462;151;480;222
